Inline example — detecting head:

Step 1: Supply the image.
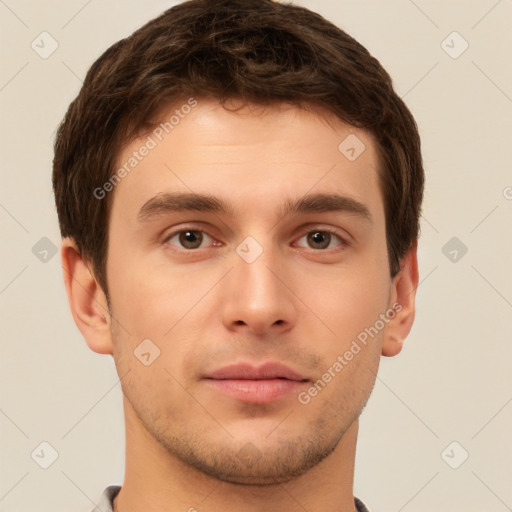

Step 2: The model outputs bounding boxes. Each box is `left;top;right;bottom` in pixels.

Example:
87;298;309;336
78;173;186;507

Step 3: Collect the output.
54;0;423;485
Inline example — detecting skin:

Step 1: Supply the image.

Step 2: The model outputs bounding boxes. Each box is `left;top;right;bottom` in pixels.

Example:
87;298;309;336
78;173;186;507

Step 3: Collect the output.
61;98;418;512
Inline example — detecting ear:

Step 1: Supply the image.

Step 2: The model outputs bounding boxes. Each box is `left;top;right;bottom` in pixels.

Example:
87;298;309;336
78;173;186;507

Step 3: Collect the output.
60;238;113;355
381;241;419;357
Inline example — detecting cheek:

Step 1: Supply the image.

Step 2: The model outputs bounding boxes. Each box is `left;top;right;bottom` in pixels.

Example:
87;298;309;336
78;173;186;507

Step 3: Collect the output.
106;246;180;333
107;261;213;377
299;263;390;340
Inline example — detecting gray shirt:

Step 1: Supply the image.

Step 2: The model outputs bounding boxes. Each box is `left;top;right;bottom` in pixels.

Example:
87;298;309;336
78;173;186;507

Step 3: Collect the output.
92;485;370;511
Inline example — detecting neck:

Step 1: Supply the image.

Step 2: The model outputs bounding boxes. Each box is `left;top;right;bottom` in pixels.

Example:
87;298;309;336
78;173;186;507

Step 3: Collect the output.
114;396;359;512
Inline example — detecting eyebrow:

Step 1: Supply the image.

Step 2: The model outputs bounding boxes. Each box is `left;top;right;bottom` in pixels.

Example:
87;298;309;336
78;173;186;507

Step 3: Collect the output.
280;193;372;224
137;192;235;222
137;192;372;225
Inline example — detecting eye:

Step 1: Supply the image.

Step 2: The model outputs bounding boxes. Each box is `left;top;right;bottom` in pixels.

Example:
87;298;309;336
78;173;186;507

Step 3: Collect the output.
295;230;345;250
165;229;215;250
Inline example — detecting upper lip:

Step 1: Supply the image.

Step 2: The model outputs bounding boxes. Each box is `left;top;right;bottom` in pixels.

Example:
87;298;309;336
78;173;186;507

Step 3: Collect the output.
205;362;307;381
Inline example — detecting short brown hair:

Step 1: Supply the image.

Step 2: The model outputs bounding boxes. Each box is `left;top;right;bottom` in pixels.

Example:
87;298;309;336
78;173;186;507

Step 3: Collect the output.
53;0;424;296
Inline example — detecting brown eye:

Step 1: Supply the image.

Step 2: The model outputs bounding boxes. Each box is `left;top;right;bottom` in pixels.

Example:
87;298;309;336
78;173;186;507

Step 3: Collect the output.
166;229;213;249
294;229;345;250
178;230;203;249
307;231;331;249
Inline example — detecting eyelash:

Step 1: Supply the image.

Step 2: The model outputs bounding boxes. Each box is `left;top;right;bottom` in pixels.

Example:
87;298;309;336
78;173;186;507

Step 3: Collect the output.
162;227;350;251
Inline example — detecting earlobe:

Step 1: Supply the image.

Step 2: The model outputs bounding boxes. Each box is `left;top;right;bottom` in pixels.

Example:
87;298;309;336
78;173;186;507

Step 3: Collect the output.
381;241;419;357
60;238;113;355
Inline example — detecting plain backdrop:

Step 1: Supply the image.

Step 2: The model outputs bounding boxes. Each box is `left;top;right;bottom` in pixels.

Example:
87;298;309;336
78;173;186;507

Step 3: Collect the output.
1;1;511;511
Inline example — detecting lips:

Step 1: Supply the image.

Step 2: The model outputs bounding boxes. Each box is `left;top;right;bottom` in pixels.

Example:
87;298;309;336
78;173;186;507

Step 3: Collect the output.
206;362;307;381
203;362;308;404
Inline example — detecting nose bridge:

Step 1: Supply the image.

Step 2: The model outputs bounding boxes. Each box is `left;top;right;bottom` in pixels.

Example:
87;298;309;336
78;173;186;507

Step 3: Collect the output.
221;235;296;334
234;236;281;304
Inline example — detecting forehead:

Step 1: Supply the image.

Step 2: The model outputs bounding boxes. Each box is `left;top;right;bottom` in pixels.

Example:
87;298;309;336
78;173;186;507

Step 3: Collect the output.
110;97;383;222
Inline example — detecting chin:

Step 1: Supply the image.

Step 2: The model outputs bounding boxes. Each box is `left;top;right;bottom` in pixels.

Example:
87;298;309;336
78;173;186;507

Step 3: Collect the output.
161;430;342;486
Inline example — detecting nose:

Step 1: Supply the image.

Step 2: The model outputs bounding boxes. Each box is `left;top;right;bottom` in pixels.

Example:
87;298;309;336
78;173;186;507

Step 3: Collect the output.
221;243;297;336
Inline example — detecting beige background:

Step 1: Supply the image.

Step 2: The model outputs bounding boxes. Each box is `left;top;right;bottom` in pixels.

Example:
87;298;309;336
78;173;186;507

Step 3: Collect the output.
1;1;511;511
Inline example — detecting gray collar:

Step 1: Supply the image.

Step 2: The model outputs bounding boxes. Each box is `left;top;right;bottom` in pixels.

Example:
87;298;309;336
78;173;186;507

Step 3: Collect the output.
93;485;370;511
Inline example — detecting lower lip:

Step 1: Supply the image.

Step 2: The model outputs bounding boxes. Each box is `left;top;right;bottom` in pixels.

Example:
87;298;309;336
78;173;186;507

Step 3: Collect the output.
204;378;307;404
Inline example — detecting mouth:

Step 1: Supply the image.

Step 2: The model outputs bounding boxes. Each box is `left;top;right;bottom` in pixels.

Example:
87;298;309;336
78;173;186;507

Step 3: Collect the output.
203;362;309;404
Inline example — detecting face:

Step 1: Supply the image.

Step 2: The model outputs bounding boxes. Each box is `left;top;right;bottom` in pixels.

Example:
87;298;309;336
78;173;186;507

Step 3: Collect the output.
105;98;396;484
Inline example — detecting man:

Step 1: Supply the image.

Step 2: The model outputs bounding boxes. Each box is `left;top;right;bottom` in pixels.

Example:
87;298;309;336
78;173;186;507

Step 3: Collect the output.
53;0;423;510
